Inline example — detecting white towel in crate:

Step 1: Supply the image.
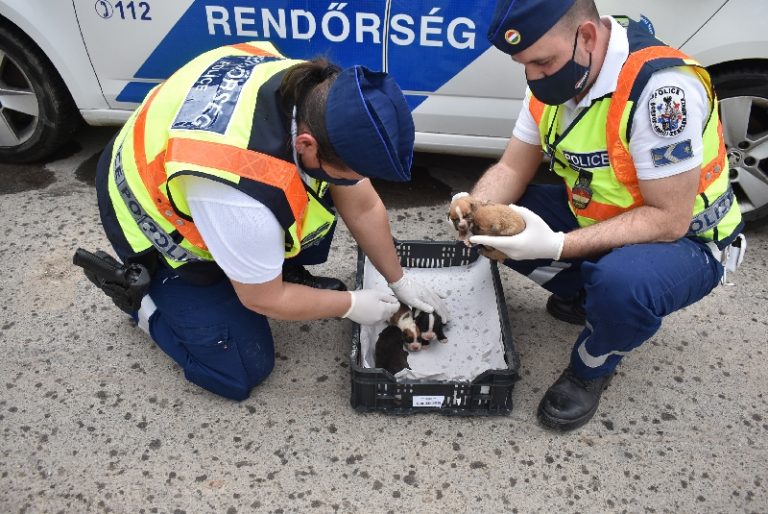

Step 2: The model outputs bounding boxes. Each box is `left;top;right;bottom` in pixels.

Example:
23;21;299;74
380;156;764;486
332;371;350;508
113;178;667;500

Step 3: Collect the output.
360;256;508;382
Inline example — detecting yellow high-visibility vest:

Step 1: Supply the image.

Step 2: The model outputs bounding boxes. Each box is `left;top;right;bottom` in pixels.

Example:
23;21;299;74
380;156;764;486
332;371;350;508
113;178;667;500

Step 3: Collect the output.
104;42;336;271
529;20;741;247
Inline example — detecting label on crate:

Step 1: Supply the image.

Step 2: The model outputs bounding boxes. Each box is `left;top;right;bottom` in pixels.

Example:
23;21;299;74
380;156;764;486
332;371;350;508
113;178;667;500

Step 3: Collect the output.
413;396;445;408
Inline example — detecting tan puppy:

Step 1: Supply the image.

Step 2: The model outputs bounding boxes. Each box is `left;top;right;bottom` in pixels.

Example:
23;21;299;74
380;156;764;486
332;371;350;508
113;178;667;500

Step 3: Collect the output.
448;196;478;242
448;195;526;261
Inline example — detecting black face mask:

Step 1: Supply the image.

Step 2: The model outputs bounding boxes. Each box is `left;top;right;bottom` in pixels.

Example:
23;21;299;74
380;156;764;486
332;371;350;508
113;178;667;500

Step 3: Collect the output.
299;157;359;186
526;27;592;106
291;106;359;187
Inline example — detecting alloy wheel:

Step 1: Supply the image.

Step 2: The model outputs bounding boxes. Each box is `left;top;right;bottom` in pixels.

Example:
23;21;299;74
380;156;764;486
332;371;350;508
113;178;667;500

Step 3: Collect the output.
0;49;39;149
720;95;768;220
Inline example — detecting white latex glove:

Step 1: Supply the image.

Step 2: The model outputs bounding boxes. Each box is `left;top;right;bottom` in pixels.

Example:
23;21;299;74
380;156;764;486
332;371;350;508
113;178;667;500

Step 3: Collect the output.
451;191;470;203
469;205;565;261
388;274;450;323
342;290;399;325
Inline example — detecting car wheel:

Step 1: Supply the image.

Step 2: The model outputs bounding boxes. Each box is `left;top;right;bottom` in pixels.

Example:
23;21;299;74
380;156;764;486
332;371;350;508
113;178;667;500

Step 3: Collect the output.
712;66;768;222
0;23;81;163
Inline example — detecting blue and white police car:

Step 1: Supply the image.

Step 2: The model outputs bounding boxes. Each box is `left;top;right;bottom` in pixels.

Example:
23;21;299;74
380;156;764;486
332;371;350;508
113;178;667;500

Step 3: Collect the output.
0;0;767;219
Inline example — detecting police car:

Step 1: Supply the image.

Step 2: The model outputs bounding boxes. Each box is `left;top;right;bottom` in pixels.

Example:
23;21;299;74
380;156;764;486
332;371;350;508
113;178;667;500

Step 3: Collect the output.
1;0;767;219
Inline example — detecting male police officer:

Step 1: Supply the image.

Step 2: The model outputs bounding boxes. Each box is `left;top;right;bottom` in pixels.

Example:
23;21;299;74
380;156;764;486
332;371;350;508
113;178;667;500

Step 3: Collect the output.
451;0;745;430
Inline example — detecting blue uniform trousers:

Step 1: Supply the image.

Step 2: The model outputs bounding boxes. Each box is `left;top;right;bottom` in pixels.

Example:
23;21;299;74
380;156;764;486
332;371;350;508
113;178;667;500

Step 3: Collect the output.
131;225;336;401
505;184;724;379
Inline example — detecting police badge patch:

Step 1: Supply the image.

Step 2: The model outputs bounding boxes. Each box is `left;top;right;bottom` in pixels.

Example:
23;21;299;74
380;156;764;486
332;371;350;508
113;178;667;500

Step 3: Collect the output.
649;86;687;137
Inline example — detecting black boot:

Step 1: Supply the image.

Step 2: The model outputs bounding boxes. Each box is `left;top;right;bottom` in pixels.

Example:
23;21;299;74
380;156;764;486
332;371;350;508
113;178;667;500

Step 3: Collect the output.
537;367;613;431
546;289;586;325
282;264;347;291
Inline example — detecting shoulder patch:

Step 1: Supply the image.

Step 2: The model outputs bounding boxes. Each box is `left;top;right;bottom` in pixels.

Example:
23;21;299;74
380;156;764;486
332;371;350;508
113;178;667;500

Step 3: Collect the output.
172;55;277;135
649;86;687;137
651;139;693;167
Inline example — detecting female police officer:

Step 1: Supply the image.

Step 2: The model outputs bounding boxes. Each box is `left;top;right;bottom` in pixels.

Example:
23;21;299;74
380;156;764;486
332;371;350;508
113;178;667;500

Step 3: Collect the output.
85;41;446;401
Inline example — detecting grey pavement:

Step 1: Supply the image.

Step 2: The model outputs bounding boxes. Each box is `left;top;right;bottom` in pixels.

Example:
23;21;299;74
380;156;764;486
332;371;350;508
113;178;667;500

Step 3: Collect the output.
1;126;766;514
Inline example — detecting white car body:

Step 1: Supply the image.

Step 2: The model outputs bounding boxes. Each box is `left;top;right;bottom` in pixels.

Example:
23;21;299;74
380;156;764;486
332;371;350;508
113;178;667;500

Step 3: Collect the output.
0;0;763;154
0;0;767;217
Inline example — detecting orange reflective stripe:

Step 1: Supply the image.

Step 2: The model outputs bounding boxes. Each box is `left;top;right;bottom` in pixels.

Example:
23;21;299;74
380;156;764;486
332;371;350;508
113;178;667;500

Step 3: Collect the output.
165;137;308;236
607;46;691;207
566;186;631;220
606;45;725;217
230;43;277;57
132;87;208;249
132;87;159;173
146;151;209;248
699;121;727;191
529;96;545;125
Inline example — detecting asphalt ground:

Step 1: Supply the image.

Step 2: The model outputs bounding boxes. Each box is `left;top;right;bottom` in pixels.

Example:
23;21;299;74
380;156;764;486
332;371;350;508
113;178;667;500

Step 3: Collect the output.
1;125;766;514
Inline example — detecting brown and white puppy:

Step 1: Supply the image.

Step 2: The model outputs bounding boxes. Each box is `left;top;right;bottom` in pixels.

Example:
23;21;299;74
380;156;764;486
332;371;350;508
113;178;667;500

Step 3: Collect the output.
413;309;448;346
448;196;526;261
374;325;410;375
390;302;422;351
448;195;478;244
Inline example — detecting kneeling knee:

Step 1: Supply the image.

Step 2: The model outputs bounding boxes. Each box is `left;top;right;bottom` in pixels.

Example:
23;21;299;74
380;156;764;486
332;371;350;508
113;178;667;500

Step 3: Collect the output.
183;368;253;401
248;355;275;388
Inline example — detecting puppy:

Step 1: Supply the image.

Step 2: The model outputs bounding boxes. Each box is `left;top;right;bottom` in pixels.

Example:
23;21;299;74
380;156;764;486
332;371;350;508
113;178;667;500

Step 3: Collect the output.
390;302;422;352
470;202;527;261
448;195;478;243
374;325;410;375
413;309;448;346
448;196;526;261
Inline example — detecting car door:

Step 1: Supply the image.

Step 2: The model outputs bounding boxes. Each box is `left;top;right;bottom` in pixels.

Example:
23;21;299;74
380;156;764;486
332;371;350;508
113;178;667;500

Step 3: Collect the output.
71;1;724;155
72;1;509;154
596;0;729;49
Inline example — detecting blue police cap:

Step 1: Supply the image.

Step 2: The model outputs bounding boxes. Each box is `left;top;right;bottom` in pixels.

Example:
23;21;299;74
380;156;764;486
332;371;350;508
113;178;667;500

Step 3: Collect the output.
325;66;414;182
488;0;577;55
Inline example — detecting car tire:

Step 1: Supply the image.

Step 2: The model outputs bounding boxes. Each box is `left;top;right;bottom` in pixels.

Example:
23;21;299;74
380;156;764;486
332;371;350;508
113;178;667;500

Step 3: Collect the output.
712;66;768;222
0;22;81;163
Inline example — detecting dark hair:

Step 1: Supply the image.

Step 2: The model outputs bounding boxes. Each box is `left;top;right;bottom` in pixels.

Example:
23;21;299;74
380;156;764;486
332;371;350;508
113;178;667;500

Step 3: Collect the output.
280;58;344;167
557;0;600;33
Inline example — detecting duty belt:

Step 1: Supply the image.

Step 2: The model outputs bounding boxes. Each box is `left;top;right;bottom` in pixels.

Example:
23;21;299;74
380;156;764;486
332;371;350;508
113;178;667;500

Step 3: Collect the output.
687;186;734;236
112;144;204;263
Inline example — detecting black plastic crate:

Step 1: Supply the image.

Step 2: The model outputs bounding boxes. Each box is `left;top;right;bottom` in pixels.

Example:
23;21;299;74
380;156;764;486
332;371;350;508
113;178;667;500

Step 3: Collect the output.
349;240;520;416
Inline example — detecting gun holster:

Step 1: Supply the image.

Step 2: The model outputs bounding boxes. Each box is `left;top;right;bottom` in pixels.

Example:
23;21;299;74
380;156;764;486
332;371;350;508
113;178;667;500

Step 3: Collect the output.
73;248;151;314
